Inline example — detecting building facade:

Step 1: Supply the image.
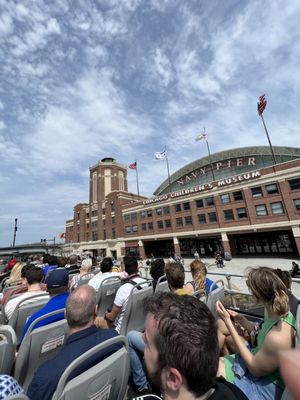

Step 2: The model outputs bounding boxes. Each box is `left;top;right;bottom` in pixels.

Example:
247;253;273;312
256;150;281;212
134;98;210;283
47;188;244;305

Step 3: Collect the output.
65;147;300;259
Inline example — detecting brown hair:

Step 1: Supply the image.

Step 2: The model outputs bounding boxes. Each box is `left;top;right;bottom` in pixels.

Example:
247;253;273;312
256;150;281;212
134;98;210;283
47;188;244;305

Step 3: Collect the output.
190;260;207;295
165;262;185;289
246;267;289;317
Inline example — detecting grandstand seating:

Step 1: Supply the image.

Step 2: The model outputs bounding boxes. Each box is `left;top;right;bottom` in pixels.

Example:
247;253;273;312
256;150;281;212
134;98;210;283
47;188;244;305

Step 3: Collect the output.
119;281;153;335
8;293;49;341
52;335;129;400
97;277;121;315
14;309;68;391
0;325;17;375
206;280;225;317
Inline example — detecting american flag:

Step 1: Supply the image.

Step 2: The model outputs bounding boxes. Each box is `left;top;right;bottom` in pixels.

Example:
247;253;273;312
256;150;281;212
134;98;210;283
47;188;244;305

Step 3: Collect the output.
129;161;137;170
257;94;267;116
60;233;66;239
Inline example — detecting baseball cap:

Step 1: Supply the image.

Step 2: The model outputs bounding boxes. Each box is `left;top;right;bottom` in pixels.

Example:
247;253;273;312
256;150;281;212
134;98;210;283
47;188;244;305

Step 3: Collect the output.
45;268;69;288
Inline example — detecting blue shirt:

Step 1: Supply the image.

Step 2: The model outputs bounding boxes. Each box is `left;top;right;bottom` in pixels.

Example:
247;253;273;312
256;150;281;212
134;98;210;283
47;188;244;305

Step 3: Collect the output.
189;278;218;295
20;292;69;341
27;325;120;400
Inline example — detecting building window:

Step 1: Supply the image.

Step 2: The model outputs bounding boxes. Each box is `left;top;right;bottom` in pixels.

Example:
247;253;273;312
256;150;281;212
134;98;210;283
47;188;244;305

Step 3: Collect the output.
111;202;115;212
220;193;230;204
112;228;116;239
132;225;138;233
233;191;243;201
293;198;300;211
124;214;130;223
77;212;80;220
184;216;193;225
141;223;147;231
198;214;206;224
237;207;247;219
92;210;98;217
102;208;106;215
224;209;234;221
140;211;146;219
195;199;204;208
208;212;217;223
86;223;89;229
175;204;181;212
271;202;284;215
265;183;279;195
147;210;153;218
112;216;115;224
289;178;300;191
163;206;170;215
165;219;171;228
148;222;153;230
86;232;89;241
103;230;106;240
176;217;183;227
92;221;97;229
125;226;131;234
156;208;162;216
131;213;137;222
206;196;214;206
183;202;190;211
157;220;164;229
92;231;98;241
86;213;90;219
256;204;268;216
251;187;263;198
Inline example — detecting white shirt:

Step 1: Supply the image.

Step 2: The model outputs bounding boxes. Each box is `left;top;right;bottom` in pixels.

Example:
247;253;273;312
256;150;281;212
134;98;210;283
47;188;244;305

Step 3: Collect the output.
88;271;126;291
114;276;147;333
5;290;48;320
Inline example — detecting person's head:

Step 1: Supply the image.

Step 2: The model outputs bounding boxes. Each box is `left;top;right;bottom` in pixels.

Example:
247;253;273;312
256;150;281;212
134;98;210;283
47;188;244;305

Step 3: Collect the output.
7;262;25;284
100;257;113;273
273;268;292;290
47;255;58;266
246;267;289;316
21;264;33;284
190;260;207;294
65;285;97;330
25;265;43;285
69;255;78;266
150;259;165;282
57;257;67;268
143;292;219;398
45;268;69;296
80;258;93;274
123;256;138;276
165;262;185;290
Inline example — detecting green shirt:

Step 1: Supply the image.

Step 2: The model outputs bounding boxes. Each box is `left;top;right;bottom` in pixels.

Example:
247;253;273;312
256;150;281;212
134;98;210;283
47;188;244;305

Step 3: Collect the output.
224;311;296;387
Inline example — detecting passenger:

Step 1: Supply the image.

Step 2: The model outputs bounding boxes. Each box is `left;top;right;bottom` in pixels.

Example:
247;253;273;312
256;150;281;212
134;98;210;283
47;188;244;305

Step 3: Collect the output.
1;264;31;305
6;261;25;286
27;285;120;400
217;267;296;400
43;255;58;278
127;262;192;395
65;254;80;275
150;258;165;291
165;262;192;295
20;268;69;341
185;259;218;297
5;265;47;320
133;292;248;400
94;256;145;333
70;258;94;290
88;257;127;291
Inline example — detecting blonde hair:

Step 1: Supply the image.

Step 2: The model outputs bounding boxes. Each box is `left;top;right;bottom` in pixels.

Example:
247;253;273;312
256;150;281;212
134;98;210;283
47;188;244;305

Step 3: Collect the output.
7;262;25;285
246;267;289;317
81;258;93;271
190;260;207;295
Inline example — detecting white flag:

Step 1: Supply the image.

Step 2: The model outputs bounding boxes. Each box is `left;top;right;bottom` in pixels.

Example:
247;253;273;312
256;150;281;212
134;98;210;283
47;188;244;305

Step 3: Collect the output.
195;133;207;141
154;150;167;160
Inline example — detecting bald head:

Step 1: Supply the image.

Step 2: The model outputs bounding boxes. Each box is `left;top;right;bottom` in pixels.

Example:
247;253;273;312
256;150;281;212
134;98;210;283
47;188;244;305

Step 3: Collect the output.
66;285;97;329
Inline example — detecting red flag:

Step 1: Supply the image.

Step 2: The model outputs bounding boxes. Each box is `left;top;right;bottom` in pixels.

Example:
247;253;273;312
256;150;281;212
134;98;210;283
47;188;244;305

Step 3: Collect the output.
60;232;66;239
129;161;137;170
257;94;267;116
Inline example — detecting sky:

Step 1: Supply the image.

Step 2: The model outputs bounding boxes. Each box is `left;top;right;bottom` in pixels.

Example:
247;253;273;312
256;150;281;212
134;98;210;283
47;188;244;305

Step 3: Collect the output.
1;0;300;246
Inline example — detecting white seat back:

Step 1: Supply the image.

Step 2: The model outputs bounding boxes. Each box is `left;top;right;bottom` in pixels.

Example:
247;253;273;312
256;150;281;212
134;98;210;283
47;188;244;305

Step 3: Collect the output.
0;325;17;374
97;277;121;315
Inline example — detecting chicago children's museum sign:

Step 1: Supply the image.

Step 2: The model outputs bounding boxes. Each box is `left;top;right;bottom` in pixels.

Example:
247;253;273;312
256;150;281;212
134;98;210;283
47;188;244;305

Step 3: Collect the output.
143;170;261;205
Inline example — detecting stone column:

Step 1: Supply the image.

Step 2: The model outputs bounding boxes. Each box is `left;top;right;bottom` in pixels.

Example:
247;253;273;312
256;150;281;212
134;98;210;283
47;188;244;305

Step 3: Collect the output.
221;232;232;255
138;240;146;259
173;237;181;256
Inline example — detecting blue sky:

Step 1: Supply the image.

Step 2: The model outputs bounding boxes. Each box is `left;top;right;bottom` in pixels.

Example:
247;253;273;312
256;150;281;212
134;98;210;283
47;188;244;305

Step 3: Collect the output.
1;0;300;246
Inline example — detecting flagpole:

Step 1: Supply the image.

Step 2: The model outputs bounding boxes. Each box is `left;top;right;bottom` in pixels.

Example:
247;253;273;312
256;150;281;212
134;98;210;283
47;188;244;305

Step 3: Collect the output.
135;160;140;199
260;114;277;165
164;147;171;187
205;138;215;181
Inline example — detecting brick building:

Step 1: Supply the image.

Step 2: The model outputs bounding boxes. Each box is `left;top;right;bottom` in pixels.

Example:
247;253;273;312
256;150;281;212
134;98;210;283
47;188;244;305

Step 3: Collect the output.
65;147;300;259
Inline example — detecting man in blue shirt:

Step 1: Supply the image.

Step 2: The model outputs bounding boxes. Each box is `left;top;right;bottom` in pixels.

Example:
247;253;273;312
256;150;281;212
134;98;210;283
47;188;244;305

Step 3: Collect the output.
27;285;120;400
20;268;69;341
